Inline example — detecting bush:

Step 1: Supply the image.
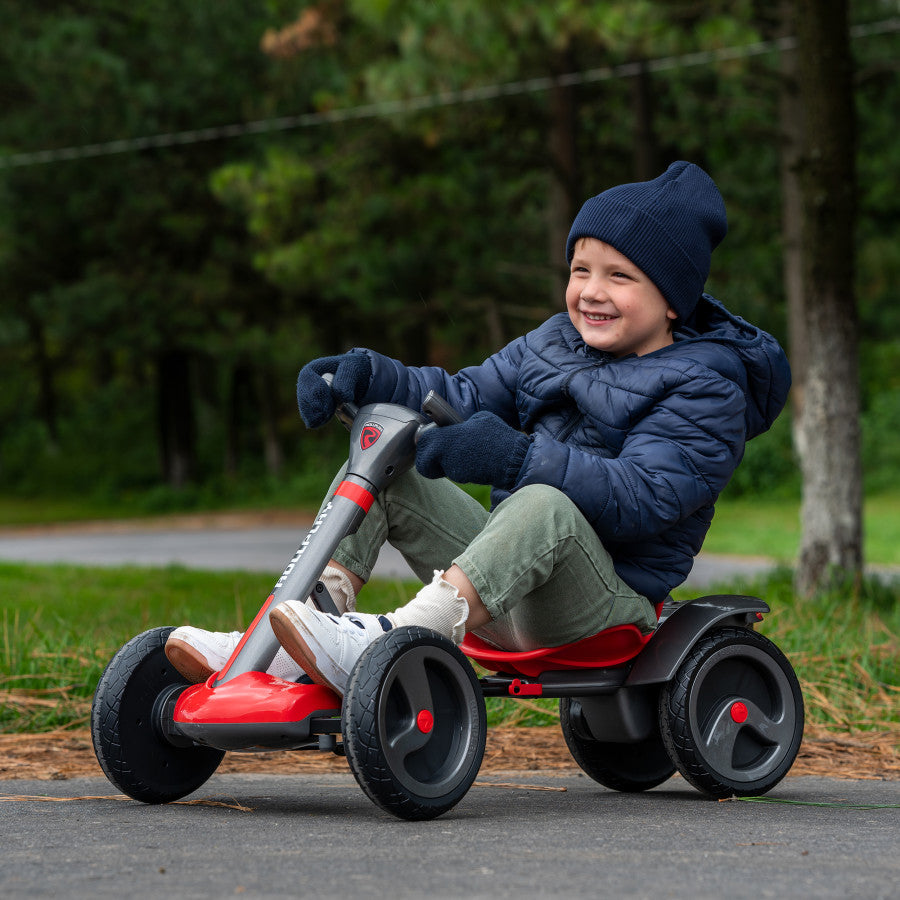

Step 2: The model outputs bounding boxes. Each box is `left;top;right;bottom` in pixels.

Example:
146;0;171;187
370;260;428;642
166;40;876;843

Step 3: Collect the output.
862;387;900;494
722;411;800;499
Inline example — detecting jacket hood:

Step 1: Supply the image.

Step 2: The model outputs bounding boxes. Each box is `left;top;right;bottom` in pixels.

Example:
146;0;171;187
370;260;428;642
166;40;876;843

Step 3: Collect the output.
674;293;791;439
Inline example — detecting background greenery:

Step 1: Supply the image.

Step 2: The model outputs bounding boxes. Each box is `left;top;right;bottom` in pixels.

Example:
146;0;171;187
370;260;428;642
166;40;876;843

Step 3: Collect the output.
0;4;897;741
1;1;898;520
2;563;896;736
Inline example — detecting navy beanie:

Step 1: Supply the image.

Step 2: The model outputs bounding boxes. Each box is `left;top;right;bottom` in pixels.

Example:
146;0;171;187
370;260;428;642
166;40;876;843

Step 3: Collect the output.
565;161;728;321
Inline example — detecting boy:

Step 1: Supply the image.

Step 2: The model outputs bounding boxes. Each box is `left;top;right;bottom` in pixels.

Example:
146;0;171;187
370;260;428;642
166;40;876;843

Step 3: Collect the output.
166;161;791;695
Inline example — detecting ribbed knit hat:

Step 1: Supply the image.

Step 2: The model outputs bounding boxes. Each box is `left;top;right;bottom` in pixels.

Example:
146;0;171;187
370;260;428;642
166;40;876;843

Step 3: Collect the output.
565;161;728;321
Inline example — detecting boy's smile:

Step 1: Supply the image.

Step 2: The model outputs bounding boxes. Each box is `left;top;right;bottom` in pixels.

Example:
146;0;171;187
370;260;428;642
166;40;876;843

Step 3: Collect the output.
566;238;678;357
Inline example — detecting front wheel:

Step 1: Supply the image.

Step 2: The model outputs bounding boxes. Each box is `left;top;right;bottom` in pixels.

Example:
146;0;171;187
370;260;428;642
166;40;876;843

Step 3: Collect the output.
91;626;224;803
343;626;486;821
659;626;804;798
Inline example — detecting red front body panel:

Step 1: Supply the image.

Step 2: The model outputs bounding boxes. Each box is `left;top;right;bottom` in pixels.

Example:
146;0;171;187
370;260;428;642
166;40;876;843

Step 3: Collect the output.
171;672;341;752
175;672;340;725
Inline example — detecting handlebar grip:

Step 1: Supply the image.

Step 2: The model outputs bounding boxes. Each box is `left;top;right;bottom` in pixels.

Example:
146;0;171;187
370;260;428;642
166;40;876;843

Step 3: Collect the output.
422;390;464;426
320;371;357;428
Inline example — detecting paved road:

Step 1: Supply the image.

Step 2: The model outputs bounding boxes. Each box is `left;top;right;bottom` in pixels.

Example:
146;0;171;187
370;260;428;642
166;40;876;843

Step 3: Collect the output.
1;773;897;898
2;523;897;896
0;521;775;590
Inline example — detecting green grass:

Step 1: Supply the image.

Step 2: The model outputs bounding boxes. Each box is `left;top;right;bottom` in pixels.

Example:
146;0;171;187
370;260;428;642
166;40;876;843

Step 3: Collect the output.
0;475;334;527
703;491;900;566
0;496;136;528
747;571;900;734
0;563;414;732
1;561;897;739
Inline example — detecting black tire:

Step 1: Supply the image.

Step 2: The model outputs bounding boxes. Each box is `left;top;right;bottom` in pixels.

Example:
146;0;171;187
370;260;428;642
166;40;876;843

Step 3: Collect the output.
342;626;486;821
659;626;804;798
91;626;224;804
559;697;675;791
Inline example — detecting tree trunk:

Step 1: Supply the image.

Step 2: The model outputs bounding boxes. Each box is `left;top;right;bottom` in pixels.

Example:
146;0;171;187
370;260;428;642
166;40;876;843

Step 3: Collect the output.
259;367;284;478
792;0;863;594
224;363;253;479
26;316;59;450
547;49;579;311
396;307;430;368
631;61;658;182
156;348;196;489
776;8;806;420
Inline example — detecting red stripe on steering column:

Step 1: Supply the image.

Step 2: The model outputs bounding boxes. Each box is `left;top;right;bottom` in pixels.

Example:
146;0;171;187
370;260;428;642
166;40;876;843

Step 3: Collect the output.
335;480;375;512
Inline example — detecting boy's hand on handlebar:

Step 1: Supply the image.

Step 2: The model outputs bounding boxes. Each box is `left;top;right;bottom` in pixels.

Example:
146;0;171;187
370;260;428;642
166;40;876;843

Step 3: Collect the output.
296;352;372;428
415;411;530;488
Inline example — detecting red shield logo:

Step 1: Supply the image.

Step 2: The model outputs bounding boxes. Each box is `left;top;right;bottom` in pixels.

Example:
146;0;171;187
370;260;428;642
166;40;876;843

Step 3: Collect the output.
360;423;383;450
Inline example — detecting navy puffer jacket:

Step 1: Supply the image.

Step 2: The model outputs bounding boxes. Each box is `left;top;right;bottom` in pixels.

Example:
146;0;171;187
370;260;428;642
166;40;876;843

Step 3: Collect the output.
356;294;791;603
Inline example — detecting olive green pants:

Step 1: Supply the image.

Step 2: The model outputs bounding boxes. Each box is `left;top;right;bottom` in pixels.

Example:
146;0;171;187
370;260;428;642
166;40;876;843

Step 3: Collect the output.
324;465;657;650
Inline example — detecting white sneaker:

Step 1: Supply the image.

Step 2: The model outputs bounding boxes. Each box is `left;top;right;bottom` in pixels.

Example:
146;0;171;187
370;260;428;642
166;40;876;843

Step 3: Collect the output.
164;566;358;684
165;626;304;683
269;603;392;694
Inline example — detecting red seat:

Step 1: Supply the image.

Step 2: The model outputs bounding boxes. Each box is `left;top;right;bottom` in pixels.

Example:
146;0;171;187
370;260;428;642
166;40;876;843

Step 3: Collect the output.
460;625;651;677
459;605;662;678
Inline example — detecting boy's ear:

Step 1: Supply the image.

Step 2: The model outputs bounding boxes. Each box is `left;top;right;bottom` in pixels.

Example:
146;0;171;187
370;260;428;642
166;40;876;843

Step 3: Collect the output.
666;306;679;321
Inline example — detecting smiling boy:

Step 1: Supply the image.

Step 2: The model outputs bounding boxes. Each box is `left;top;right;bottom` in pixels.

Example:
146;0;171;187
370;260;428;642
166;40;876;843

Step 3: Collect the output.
567;238;678;357
167;161;791;695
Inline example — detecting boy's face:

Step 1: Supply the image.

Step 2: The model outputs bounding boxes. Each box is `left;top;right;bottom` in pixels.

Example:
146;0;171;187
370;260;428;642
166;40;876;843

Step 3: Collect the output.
566;238;678;357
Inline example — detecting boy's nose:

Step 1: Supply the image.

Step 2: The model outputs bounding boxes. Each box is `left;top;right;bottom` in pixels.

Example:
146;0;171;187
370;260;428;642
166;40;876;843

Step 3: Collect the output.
580;279;607;303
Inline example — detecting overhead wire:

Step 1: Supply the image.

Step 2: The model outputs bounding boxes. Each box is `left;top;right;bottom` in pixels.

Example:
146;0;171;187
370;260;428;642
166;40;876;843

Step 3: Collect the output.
0;17;898;170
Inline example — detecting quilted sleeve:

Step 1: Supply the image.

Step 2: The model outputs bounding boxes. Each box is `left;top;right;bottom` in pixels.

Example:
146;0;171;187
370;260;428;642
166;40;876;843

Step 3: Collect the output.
513;370;746;541
359;338;525;426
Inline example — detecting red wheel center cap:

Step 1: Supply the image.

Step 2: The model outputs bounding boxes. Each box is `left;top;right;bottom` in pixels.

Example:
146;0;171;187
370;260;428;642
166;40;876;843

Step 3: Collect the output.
730;701;749;723
416;709;434;733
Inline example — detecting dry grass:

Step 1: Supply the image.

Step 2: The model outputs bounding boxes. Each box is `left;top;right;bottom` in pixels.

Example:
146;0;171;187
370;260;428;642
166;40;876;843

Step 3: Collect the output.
1;564;897;786
0;724;896;783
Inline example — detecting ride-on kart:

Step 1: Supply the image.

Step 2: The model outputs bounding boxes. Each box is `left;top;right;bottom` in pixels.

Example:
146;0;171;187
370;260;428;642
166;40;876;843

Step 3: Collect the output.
91;380;805;821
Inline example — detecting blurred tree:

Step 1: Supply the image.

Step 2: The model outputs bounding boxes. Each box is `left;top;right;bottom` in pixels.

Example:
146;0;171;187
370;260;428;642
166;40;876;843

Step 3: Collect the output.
0;0;304;488
234;0;762;353
791;0;863;594
0;0;897;521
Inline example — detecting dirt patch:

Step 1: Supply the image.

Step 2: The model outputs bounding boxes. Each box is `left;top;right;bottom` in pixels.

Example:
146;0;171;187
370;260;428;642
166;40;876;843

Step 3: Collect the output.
1;725;896;783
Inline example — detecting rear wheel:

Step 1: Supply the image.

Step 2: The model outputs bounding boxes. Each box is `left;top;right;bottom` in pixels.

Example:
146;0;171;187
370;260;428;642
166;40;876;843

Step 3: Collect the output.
559;697;675;792
659;626;804;798
343;626;486;821
91;626;224;803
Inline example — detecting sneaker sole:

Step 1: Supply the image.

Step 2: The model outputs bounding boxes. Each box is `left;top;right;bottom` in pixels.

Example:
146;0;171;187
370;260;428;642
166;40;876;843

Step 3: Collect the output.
165;639;215;684
269;607;344;694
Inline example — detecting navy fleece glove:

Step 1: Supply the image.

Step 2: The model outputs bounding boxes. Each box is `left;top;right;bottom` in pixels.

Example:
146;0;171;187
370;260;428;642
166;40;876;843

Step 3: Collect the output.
415;411;531;488
296;352;372;428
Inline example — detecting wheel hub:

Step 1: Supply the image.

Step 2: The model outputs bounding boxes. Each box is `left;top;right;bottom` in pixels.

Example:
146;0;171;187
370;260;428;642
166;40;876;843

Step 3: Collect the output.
416;709;435;734
729;701;749;724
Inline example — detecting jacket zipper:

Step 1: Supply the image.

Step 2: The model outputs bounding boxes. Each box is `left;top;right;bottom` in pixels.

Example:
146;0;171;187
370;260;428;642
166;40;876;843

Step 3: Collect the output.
556;411;580;443
556;358;608;443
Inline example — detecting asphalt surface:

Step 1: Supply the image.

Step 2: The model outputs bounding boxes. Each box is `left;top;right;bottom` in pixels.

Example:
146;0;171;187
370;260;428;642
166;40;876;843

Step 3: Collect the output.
2;523;898;897
0;522;775;589
1;773;897;898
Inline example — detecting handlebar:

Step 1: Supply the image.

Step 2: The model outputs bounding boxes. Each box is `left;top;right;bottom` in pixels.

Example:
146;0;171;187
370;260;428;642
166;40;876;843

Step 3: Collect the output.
421;390;464;426
320;372;358;428
320;373;463;429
